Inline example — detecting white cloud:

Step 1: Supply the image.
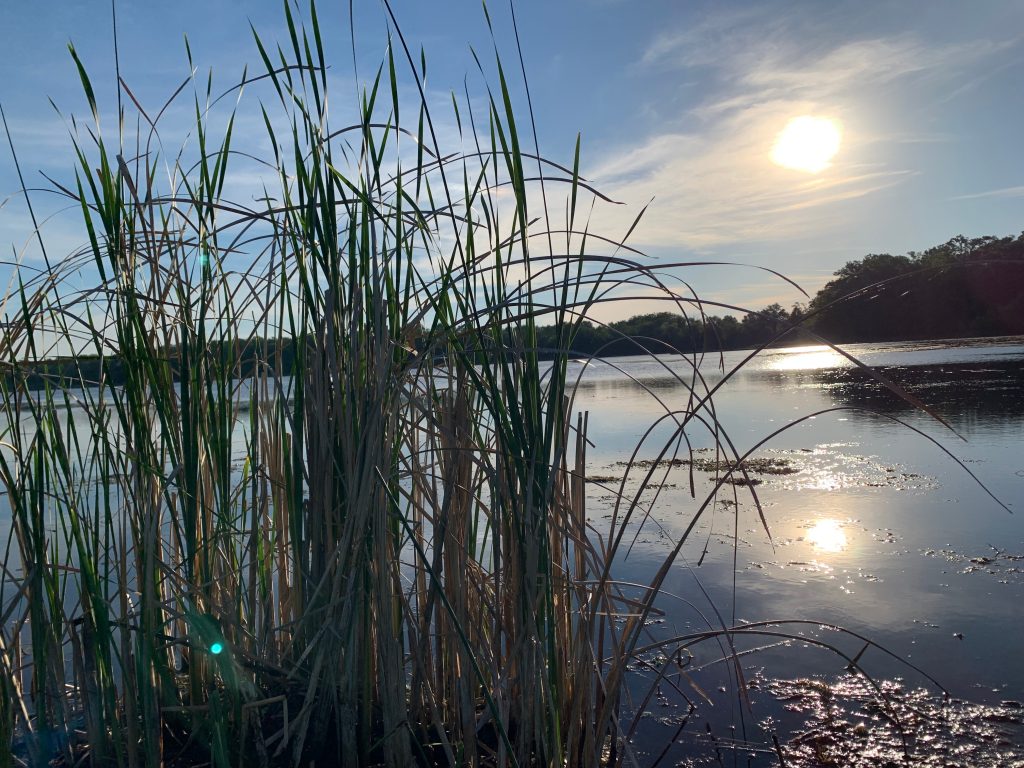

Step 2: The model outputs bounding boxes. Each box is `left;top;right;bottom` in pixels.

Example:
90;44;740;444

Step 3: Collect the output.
952;185;1024;201
593;14;1021;253
588;109;911;250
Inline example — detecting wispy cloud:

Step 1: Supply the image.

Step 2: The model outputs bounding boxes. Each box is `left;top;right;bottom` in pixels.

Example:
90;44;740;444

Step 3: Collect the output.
592;11;1021;253
589;111;910;250
952;185;1024;201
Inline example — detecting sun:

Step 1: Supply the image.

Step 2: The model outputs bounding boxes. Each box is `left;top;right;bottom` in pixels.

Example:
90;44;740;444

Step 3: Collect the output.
771;116;842;173
805;519;848;553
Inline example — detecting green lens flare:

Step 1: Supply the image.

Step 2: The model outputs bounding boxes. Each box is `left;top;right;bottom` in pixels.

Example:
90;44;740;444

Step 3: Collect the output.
210;642;224;655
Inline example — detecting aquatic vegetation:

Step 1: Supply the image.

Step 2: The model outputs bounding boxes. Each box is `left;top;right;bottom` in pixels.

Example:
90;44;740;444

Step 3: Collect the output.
0;3;725;763
762;673;1024;768
0;3;1011;767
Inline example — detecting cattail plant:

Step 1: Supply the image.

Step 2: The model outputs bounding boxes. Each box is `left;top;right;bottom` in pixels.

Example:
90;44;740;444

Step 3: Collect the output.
1;2;984;767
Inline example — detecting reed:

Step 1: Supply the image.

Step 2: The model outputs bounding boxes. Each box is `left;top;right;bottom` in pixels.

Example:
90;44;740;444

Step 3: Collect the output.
0;2;964;766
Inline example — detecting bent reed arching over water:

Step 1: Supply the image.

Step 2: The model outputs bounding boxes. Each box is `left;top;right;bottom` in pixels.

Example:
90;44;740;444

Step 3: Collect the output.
0;3;990;767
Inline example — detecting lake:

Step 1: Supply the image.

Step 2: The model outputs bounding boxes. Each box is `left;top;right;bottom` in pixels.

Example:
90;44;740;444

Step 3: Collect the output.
2;336;1021;765
568;336;1024;764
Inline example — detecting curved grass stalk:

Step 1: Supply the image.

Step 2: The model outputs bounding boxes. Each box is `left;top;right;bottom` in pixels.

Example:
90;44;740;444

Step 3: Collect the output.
0;3;995;767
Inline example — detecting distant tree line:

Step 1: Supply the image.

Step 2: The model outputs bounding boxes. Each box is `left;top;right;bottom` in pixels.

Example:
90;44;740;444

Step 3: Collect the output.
806;233;1024;342
6;337;302;391
533;304;798;357
7;233;1023;386
535;233;1024;356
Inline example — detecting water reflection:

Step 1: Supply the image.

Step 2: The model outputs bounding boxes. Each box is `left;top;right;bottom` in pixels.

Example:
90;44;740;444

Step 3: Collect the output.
818;362;1024;423
574;337;1024;757
766;346;847;371
805;518;848;553
573;339;1024;440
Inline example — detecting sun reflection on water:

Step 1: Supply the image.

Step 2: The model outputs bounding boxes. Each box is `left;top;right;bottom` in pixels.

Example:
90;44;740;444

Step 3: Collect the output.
806;519;848;553
767;345;848;371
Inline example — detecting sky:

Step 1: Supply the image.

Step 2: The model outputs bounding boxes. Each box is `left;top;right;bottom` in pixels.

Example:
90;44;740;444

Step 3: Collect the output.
1;0;1023;322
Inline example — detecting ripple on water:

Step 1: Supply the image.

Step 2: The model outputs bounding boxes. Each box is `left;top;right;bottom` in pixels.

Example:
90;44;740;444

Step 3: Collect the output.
762;673;1024;768
662;673;1024;767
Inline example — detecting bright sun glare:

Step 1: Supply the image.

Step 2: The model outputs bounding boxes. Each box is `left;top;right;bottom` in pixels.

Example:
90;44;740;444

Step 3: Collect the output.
771;116;842;173
806;519;848;553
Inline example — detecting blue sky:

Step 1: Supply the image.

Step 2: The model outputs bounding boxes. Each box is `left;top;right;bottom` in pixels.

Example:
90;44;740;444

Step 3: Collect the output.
2;0;1023;321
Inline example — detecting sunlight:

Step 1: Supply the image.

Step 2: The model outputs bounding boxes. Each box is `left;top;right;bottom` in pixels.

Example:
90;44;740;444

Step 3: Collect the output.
768;346;847;371
806;519;848;553
771;116;842;173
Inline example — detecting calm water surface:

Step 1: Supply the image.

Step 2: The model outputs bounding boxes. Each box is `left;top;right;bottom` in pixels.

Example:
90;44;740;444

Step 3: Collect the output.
568;337;1024;763
3;336;1022;762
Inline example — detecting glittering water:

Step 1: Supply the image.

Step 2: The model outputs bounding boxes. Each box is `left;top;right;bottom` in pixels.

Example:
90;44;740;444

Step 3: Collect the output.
3;337;1022;763
570;336;1024;763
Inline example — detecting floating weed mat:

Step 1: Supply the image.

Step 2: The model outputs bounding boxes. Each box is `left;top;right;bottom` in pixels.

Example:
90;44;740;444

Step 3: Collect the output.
619;455;798;475
763;674;1024;768
595;452;799;489
658;673;1024;767
610;447;939;491
921;545;1024;584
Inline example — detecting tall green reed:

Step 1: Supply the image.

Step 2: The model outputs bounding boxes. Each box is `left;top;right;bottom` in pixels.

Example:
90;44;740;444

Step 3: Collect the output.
0;3;645;765
0;2;975;767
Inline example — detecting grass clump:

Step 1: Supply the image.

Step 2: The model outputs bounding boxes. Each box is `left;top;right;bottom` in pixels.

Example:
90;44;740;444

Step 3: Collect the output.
0;2;982;767
0;3;679;765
